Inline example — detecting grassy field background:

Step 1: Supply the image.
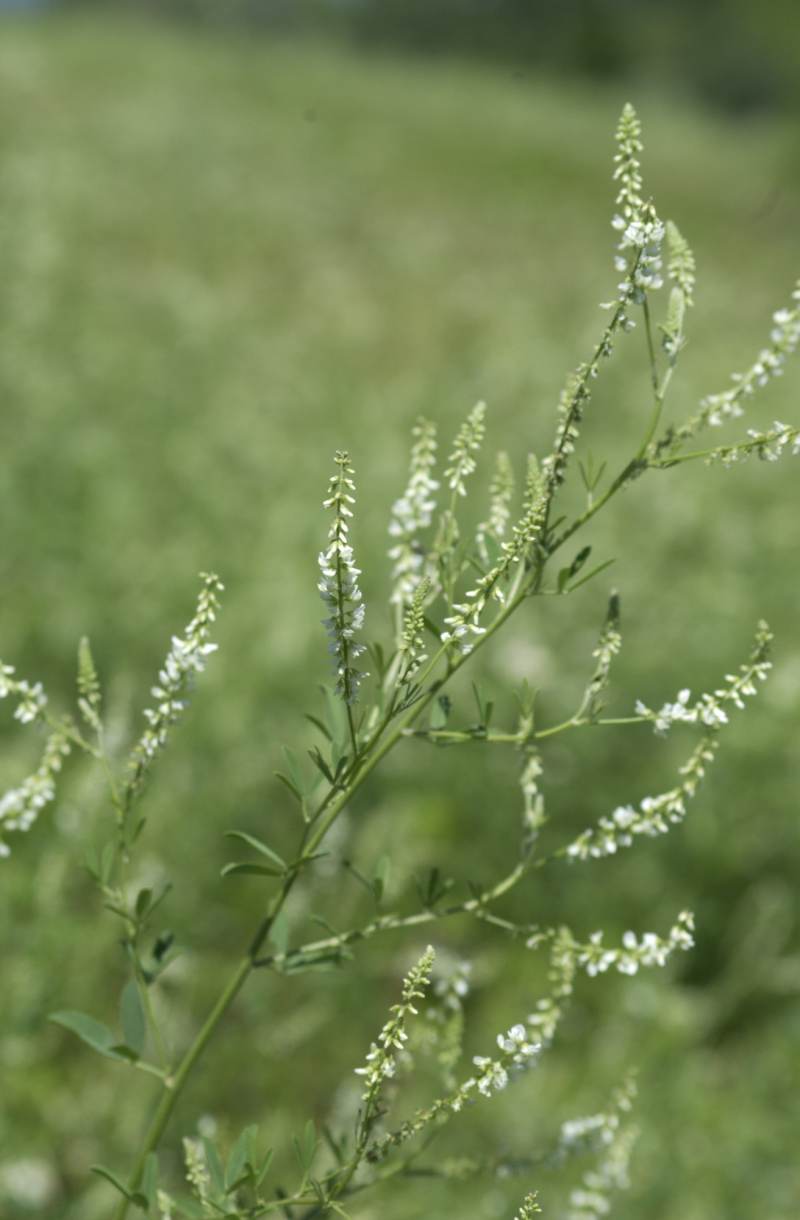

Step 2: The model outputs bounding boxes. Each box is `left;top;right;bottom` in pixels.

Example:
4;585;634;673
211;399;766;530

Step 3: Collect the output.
1;11;799;1218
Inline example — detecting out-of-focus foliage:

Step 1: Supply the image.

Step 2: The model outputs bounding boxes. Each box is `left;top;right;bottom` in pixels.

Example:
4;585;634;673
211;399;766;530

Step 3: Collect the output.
0;11;798;1220
61;0;800;116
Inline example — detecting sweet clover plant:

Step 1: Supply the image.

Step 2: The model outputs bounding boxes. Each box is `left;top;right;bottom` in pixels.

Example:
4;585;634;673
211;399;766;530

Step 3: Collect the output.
3;104;798;1217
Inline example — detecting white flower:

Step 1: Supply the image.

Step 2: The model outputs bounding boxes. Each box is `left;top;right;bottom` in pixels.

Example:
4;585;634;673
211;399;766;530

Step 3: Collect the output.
319;453;368;705
126;574;223;795
388;418;439;607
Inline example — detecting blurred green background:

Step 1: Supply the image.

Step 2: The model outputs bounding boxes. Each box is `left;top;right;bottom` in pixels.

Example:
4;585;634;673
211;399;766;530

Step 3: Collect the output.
1;3;799;1218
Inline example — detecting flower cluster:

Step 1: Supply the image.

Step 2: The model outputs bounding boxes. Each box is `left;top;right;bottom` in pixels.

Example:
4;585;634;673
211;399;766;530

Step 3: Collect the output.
318;453;368;706
388;417;439;607
634;620;772;734
659;220;696;361
543;366;595;491
526;926;578;1046
424;957;470;1088
127;573;224;797
355;947;435;1103
0;663;48;725
615;203;665;306
665;219;696;307
440;454;548;655
575;911;694;979
611;102;643;232
514;1192;542;1218
560;1079;638;1220
182;1136;210;1203
450;1021;541;1107
476;450;514;564
156;1191;174;1220
692;282;800;431
443;401;486;498
431;958;471;1009
582;593;622;722
0;664;71;858
609;104;664;312
0;729;71;859
566;735;718;861
520;749;546;854
703;420;800;468
398;578;429;683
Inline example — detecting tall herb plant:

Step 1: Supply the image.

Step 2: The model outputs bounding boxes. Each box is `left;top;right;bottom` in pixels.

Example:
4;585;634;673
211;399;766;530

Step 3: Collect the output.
3;105;798;1217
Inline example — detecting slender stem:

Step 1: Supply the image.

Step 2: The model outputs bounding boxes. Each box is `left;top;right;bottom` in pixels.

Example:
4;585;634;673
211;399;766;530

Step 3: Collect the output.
407;714;647;746
255;860;531;971
637;297;664;457
112;956;253;1220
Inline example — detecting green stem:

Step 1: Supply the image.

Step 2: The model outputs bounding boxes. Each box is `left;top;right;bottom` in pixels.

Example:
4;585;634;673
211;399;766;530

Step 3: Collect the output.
255;859;531;972
112;956;253;1220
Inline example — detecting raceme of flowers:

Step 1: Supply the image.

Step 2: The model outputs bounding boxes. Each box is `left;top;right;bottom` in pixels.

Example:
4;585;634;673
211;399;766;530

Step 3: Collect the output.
566;625;772;861
354;946;436;1103
559;1078;638;1220
527;913;693;984
0;662;48;725
668;280;800;446
476;450;515;564
700;419;800;469
440;454;549;653
514;1193;542;1218
634;620;772;734
573;910;694;979
566;735;719;861
0;729;71;858
701;289;800;427
318;452;368;706
444;401;486;499
388;417;439;608
126;573;224;798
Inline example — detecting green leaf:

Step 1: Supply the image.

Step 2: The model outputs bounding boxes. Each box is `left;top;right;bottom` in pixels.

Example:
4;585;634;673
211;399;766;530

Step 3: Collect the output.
567;557;616;594
275;772;304;804
281;949;347;973
226;1124;258;1190
221;861;285;879
323;685;349;763
172;1196;207;1219
303;714;332;742
430;695;451;730
120;981;146;1056
224;831;286;871
308;747;334;784
269;911;289;956
100;841;116;886
50;1011;125;1060
471;682;485;724
91;1165;148;1209
108;1043;141;1062
372;855;391;904
558;544;592;592
293;1119;317;1173
255;1146;273;1187
134;888;153;919
203;1137;226;1198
